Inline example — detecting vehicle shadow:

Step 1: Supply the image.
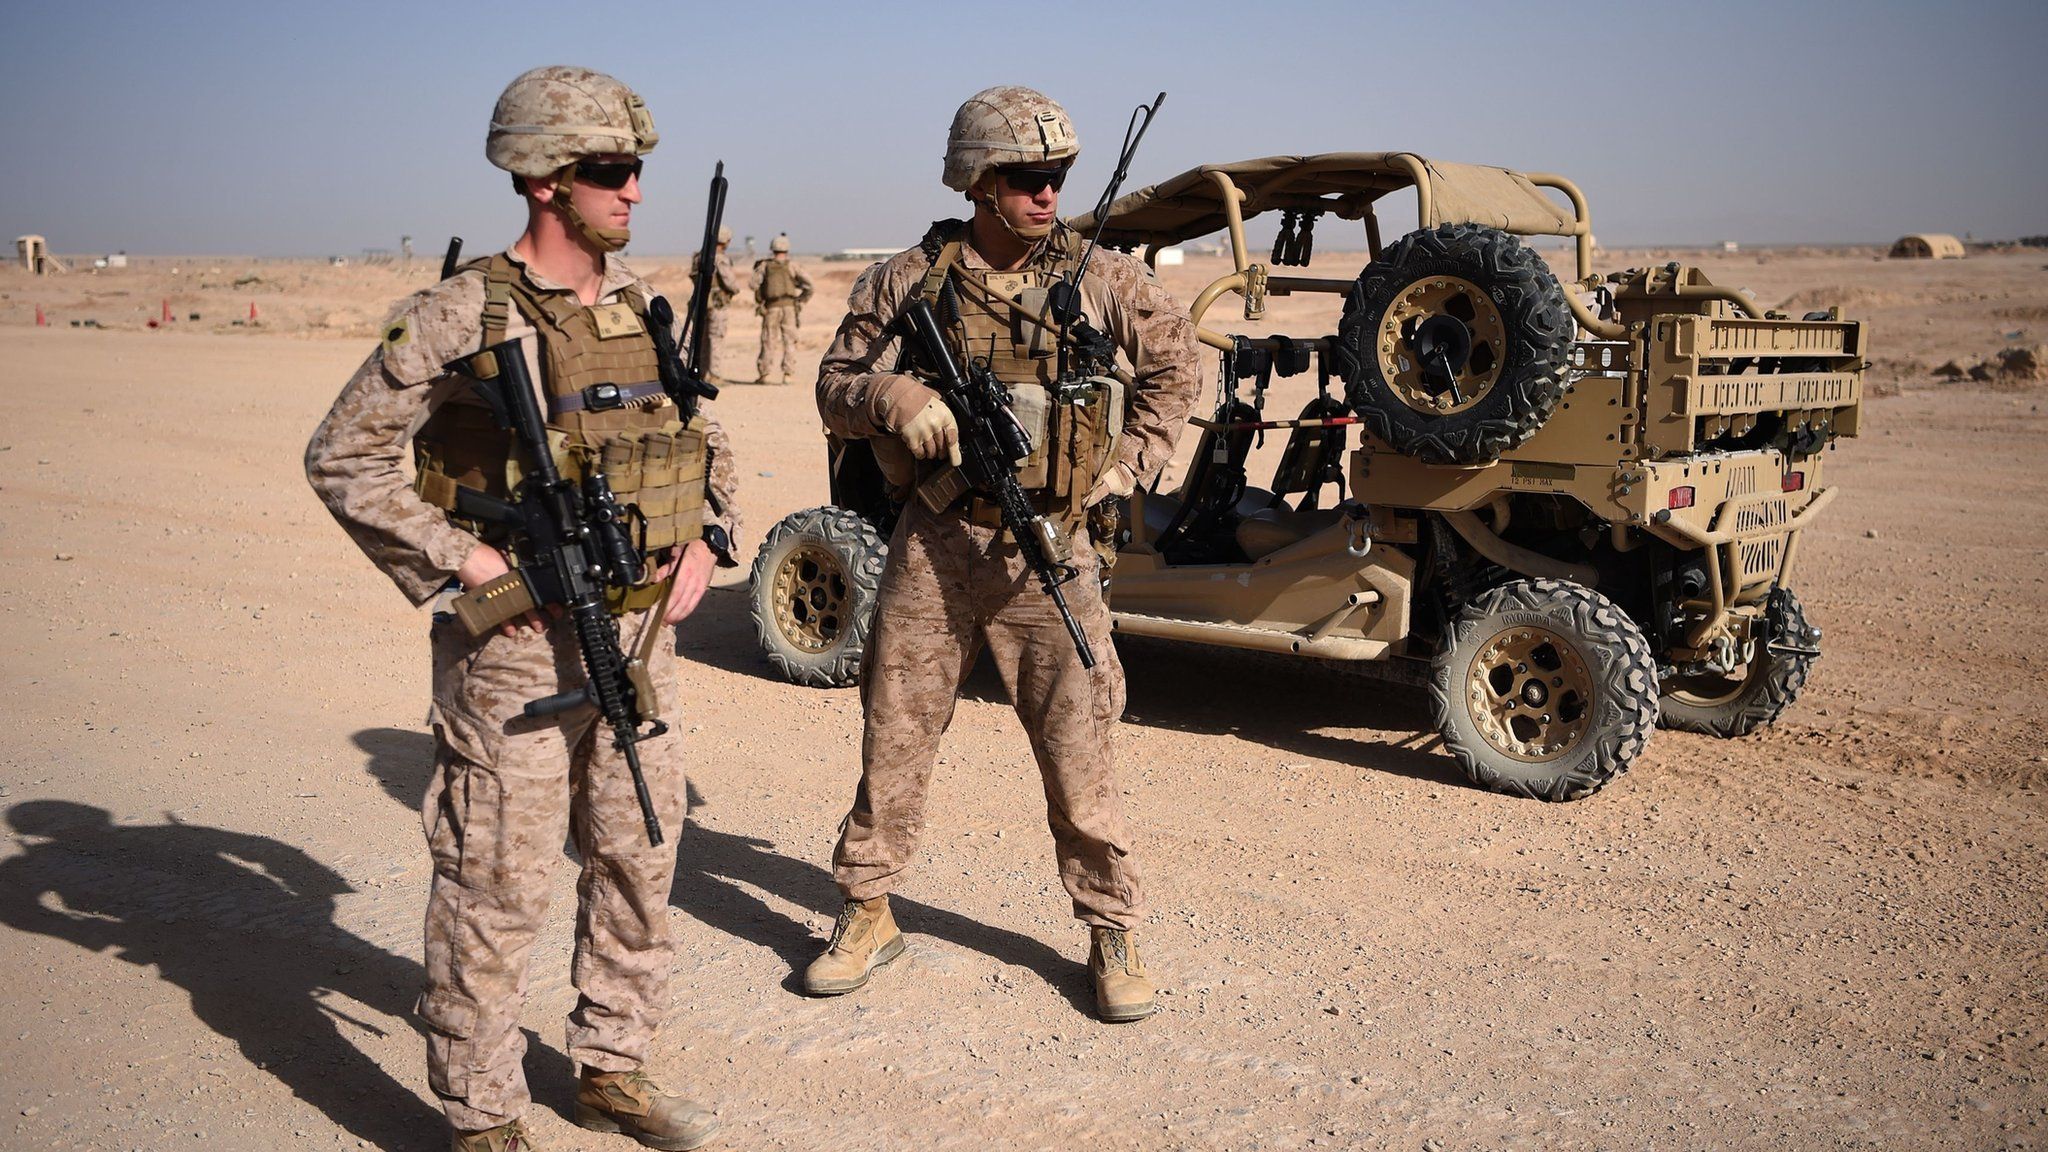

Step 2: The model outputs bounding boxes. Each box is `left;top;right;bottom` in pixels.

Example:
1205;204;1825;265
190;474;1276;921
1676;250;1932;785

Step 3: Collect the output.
959;634;1469;790
672;782;1095;1014
0;800;441;1150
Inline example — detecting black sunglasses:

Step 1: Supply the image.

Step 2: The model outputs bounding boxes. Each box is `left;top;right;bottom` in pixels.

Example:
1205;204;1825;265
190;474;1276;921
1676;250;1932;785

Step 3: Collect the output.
575;158;643;190
998;166;1069;195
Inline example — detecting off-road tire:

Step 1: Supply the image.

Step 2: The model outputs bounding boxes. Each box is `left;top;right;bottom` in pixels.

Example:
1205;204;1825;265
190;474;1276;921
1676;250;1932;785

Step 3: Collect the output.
1339;223;1573;464
1658;588;1817;737
1432;578;1659;801
749;506;887;688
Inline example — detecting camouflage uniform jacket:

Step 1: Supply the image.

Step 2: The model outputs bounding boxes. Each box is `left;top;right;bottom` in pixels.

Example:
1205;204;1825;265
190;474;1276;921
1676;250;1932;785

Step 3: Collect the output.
691;249;744;309
306;247;743;607
815;222;1200;489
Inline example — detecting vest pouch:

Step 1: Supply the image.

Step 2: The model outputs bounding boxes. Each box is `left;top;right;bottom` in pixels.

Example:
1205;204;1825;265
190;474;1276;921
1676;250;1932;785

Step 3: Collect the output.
669;417;709;546
1072;375;1126;497
1041;377;1124;502
1014;286;1055;362
1005;382;1053;490
413;403;515;516
597;437;642;499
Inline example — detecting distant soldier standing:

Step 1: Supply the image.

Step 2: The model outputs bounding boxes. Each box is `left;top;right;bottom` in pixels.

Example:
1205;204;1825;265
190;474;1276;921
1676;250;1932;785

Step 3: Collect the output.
690;225;744;384
805;86;1199;1022
751;233;813;384
306;66;738;1152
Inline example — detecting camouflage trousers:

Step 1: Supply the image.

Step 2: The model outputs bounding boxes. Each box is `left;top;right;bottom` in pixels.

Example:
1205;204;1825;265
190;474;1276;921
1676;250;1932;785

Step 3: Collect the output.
419;609;688;1132
756;302;799;381
704;307;728;381
832;501;1142;928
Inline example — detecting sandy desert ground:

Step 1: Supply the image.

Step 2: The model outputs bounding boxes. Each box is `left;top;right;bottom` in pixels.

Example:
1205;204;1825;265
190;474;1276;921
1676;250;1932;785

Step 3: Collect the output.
0;242;2044;1151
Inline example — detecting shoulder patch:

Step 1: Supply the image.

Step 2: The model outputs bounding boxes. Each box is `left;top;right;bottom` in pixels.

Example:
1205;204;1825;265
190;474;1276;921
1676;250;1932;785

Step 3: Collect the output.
382;317;411;351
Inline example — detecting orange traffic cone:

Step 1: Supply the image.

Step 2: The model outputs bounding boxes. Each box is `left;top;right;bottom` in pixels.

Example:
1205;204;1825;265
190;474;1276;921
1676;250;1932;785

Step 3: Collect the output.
249;301;259;322
162;298;172;324
35;304;46;327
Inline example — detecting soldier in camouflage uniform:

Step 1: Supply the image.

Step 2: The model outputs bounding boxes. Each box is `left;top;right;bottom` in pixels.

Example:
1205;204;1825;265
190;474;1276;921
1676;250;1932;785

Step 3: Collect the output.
689;225;743;384
804;86;1200;1022
751;233;813;384
306;66;737;1152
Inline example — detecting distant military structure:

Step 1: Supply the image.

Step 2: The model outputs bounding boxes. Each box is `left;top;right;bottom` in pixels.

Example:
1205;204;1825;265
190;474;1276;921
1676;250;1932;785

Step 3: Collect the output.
1890;233;1966;259
15;235;68;274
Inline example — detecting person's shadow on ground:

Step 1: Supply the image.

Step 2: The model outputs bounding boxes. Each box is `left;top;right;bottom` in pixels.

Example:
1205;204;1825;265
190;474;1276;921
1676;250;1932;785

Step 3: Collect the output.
0;800;441;1150
355;729;1099;1016
668;783;1098;1013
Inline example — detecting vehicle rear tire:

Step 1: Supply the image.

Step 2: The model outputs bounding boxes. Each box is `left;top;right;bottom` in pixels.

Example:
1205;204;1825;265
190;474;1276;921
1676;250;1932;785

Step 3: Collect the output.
749;506;888;688
1658;588;1818;737
1338;223;1573;464
1432;578;1659;801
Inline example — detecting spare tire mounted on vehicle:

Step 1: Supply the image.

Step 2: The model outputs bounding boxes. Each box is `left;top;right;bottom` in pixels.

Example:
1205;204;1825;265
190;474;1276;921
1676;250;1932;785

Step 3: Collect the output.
1338;223;1575;465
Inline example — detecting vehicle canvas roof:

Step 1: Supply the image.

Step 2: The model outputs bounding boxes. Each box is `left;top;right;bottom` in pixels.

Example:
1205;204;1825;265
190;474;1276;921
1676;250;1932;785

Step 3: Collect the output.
1067;153;1580;249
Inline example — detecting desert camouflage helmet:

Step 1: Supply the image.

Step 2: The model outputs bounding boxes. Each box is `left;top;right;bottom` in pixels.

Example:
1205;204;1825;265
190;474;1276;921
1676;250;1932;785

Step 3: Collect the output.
943;85;1078;192
487;65;658;178
770;234;790;253
717;226;733;245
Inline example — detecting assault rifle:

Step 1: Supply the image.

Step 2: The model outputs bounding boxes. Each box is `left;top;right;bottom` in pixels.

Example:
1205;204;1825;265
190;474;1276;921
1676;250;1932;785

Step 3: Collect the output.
442;340;670;847
903;296;1096;669
650;161;728;419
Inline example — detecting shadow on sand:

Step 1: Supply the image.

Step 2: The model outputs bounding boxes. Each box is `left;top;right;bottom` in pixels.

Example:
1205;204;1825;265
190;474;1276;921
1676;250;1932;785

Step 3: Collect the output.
670;782;1096;1014
957;633;1470;790
0;800;441;1149
355;728;1097;1018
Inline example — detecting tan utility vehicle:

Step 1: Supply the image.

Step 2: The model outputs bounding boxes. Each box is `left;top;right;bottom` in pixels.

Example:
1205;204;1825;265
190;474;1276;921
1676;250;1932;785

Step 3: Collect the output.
750;154;1864;800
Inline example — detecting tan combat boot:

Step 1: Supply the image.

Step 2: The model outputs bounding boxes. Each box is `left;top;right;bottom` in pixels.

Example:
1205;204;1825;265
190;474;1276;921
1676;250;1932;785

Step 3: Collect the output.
802;895;905;995
574;1068;719;1151
1090;926;1155;1023
451;1118;540;1152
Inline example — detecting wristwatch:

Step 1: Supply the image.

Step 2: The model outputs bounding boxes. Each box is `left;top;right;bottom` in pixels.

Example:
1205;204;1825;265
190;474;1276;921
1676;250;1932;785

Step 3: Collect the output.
700;524;732;562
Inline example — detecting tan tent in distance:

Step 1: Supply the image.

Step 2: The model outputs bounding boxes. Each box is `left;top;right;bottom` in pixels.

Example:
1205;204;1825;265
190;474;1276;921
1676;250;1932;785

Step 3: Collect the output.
1890;233;1966;259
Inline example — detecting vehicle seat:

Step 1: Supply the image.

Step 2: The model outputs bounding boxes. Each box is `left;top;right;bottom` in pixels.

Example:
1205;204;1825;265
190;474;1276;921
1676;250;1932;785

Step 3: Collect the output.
1236;505;1344;560
1140;487;1277;543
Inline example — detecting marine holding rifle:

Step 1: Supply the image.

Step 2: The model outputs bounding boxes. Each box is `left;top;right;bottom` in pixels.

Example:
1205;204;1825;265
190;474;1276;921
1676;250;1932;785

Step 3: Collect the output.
806;85;1199;1022
305;66;737;1152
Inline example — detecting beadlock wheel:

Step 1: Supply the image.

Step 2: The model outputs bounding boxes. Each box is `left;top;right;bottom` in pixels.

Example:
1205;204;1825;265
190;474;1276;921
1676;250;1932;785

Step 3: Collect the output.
1465;623;1595;763
749;506;887;688
1339;223;1574;465
1377;274;1508;416
1432;578;1659;801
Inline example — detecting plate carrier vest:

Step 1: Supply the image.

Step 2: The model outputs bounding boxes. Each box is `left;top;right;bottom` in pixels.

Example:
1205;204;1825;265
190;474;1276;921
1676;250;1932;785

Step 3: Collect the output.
899;220;1124;525
412;253;708;613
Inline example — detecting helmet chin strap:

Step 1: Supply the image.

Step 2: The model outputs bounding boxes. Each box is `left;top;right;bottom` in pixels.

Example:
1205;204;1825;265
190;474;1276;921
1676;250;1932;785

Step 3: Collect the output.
977;188;1053;243
551;168;632;253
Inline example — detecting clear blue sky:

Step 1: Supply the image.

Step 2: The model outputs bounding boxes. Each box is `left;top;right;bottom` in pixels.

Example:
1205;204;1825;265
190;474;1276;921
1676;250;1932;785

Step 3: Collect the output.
3;0;2043;255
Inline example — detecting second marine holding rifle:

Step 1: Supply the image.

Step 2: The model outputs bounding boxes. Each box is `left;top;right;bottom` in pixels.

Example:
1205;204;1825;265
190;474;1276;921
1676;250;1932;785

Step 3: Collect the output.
807;85;1199;1023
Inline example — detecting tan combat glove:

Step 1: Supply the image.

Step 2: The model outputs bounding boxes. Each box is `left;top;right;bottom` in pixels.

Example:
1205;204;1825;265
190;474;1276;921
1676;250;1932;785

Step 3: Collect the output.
900;397;963;466
1084;461;1135;508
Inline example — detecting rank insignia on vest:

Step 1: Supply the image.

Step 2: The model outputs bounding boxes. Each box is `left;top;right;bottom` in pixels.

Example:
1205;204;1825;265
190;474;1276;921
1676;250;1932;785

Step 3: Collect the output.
588;303;644;339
